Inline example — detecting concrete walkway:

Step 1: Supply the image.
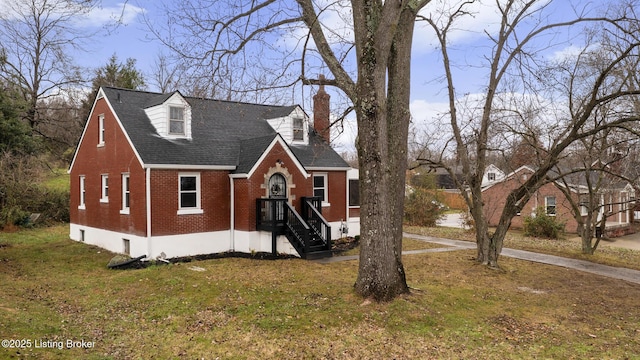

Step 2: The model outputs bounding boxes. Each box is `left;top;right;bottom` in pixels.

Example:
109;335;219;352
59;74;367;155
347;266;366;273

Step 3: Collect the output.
316;232;640;286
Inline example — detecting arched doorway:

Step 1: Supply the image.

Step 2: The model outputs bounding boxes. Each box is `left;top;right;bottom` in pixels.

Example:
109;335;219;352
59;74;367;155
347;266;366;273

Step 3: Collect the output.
268;173;287;222
268;173;287;198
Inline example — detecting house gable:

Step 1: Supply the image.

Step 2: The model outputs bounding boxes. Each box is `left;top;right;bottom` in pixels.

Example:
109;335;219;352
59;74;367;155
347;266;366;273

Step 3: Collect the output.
265;106;309;145
234;134;309;179
482;164;506;187
69;87;144;174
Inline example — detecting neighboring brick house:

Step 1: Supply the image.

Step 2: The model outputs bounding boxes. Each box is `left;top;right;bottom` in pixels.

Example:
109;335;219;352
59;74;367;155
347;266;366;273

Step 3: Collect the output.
482;166;635;236
68;85;360;260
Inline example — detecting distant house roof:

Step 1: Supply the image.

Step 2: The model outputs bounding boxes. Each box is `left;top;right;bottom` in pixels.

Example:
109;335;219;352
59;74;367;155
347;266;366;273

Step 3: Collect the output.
99;87;349;172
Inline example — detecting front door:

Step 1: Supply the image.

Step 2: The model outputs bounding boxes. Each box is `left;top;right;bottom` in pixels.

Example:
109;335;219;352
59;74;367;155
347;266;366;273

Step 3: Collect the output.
269;173;286;198
268;173;286;222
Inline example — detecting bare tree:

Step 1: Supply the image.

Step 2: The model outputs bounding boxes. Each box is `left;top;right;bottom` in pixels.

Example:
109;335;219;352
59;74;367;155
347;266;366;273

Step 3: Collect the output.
552;131;635;254
419;0;640;266
149;52;185;93
0;0;98;135
153;0;431;301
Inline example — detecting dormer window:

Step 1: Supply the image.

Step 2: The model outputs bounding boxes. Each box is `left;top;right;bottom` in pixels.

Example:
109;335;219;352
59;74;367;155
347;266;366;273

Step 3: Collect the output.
169;106;185;135
293;117;304;141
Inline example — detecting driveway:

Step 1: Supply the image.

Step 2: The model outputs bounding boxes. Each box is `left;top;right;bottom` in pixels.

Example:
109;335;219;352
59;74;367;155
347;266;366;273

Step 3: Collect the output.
439;213;640;251
437;213;467;229
594;232;640;251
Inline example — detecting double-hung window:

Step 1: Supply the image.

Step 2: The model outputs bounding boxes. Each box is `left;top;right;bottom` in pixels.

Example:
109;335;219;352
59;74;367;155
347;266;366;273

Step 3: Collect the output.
120;174;130;214
313;173;328;205
178;173;202;214
100;174;109;203
169;106;185;135
78;175;86;210
545;196;556;216
98;114;105;146
293;117;304;141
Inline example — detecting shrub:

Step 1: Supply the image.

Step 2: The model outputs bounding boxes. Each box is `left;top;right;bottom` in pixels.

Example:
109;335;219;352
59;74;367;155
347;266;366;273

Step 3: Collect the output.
523;207;565;239
0;152;69;229
404;187;447;227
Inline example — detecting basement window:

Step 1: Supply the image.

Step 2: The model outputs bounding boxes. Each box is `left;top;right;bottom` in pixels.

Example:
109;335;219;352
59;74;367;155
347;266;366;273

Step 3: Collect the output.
123;239;130;256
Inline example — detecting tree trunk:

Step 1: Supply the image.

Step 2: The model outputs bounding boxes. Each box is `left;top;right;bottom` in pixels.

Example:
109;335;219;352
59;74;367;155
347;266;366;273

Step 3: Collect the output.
352;3;416;301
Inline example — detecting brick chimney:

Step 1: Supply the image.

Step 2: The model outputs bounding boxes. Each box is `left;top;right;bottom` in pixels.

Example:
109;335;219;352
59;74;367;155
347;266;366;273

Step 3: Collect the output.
313;75;330;143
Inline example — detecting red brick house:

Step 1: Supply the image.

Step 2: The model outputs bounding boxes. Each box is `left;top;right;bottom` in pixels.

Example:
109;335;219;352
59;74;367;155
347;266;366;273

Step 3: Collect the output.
482;165;634;236
68;86;360;260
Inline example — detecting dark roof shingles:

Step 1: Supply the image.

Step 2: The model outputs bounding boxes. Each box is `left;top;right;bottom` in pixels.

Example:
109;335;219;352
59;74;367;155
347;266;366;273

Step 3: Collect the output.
102;87;348;170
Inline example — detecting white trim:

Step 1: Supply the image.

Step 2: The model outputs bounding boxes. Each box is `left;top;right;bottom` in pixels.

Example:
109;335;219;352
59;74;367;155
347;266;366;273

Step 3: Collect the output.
246;135;309;179
146;168;152;254
229;175;235;252
78;175;86;209
168;105;186;136
178;172;202;214
545;195;556;216
145;164;236;170
100;174;109;203
121;173;130;214
313;172;329;205
306;167;351;171
98;114;105;146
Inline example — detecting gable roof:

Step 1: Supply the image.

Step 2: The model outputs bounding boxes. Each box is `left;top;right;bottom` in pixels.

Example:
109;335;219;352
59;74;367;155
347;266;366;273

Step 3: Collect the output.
95;87;349;171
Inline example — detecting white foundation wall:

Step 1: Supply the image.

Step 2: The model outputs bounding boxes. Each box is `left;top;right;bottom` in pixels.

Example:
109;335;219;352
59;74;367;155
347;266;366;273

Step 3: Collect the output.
329;219;360;240
70;223;147;257
232;230;299;257
147;231;231;259
70;223;301;259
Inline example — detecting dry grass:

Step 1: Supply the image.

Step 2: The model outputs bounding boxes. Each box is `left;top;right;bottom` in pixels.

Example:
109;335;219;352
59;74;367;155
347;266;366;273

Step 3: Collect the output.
1;225;640;359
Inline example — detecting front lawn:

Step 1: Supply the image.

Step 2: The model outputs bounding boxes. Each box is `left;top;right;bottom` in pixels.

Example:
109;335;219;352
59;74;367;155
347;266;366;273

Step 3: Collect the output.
1;225;639;359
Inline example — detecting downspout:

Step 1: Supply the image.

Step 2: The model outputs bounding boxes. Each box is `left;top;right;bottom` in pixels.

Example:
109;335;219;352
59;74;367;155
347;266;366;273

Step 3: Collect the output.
229;175;235;252
146;167;152;258
345;171;350;236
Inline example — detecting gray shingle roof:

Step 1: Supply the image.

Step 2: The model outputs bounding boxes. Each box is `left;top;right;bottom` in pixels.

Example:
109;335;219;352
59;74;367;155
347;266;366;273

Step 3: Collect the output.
101;87;349;171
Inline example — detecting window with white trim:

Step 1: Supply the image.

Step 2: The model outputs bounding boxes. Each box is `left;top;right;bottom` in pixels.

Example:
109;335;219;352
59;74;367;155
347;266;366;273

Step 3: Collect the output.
487;172;496;181
579;195;588;216
169;106;185;135
78;175;86;209
100;174;109;203
608;194;613;213
293;117;304;141
313;173;328;204
545;196;556;216
98;114;105;146
121;174;130;214
178;173;202;214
